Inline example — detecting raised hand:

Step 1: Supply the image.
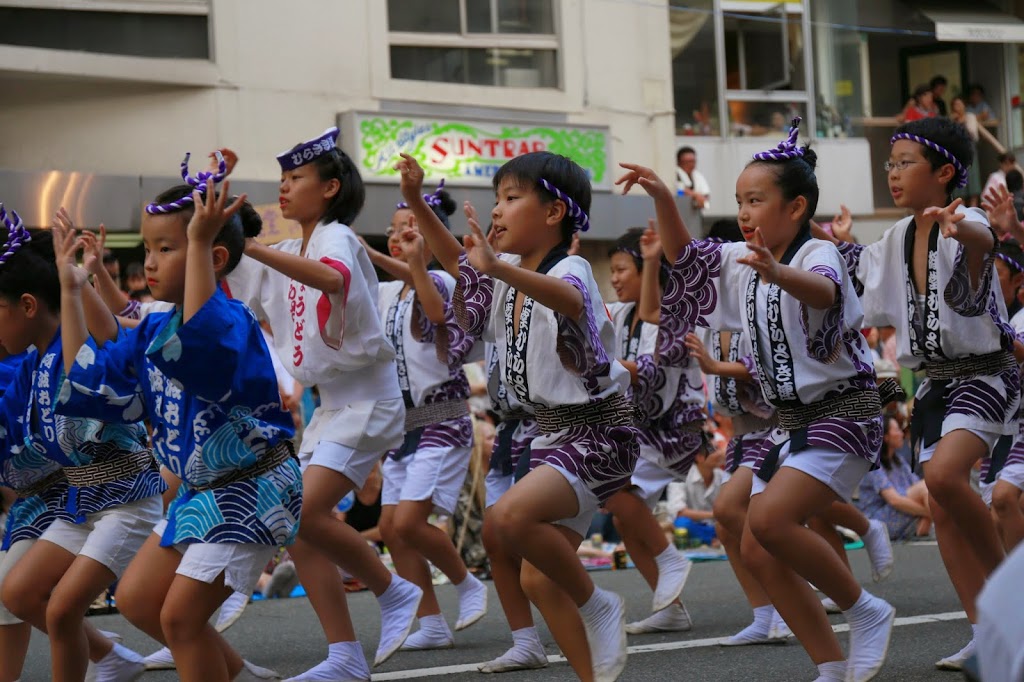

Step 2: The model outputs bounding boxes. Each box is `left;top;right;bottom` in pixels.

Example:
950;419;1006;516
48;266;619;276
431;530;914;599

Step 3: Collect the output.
394;153;426;205
615;163;672;199
187;178;246;244
831;203;853;242
640;220;662;262
737;228;781;283
983;184;1022;240
684;332;718;375
209;148;239;176
923;197;967;240
51;211;89;290
398;223;425;262
77;229;104;276
463;216;499;275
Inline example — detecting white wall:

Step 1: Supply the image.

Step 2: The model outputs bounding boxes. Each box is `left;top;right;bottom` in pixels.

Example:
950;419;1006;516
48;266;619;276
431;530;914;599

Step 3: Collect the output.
0;0;678;186
675;136;877;218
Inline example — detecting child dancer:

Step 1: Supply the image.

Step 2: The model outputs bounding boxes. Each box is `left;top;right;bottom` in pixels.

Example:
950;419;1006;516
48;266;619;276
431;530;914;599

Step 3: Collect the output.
360;186;487;650
54;173;298;682
625;118;895;682
221;129;422;680
826;117;1018;671
387;164;555;674
602;226;698;634
0;208;163;682
412;150;639;681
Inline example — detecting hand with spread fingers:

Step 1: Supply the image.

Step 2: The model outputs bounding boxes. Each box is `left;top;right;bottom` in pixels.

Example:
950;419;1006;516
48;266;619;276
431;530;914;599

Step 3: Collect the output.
186;178;246;245
615;163;672;200
52;211;90;291
736;228;781;283
923;197;967;240
684;332;718;375
463;216;499;275
983;184;1024;241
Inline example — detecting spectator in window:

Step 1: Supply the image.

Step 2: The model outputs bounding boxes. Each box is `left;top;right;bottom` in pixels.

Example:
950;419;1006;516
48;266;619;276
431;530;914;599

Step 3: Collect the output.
898;84;936;123
967;84;995;121
930;75;949;117
675;146;711;212
856;416;931;541
948;96;983;206
984;152;1017;200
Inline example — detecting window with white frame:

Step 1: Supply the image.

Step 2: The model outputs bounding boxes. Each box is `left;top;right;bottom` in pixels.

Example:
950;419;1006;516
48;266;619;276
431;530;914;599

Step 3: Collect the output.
387;0;560;88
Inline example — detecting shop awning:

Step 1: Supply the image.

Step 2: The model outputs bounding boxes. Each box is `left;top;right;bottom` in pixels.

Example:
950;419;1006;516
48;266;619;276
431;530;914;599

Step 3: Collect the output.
921;7;1024;43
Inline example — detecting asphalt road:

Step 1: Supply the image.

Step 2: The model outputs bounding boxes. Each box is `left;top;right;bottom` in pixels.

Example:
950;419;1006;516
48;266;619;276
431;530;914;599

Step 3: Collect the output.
21;543;972;681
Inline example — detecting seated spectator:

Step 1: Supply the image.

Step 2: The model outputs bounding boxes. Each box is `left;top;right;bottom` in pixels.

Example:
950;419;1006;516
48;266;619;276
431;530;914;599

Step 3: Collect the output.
667;445;727;526
857;416;931;540
984;152;1017;200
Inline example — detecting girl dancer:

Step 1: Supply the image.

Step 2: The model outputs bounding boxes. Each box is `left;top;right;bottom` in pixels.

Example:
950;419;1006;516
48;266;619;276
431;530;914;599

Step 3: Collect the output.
414;150;640;681
388;160;556;674
625;118;895;682
360;184;487;650
0;208;163;682
603;226;699;634
222;129;422;680
55;172;298;682
826;118;1017;671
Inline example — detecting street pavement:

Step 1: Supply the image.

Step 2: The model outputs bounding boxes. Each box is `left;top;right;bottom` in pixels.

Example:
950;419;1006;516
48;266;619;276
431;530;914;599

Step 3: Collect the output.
22;542;972;681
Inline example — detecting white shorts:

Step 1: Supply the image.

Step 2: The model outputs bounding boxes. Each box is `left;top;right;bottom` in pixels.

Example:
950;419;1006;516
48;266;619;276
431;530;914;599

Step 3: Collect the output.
0;539;34;625
152;519;275;597
41;496;162;579
300;398;405;486
750;444;872;503
919;428;1001;466
382;444;472;516
629;457;676;510
545;463;600;539
485;469;514;509
982;463;1024;506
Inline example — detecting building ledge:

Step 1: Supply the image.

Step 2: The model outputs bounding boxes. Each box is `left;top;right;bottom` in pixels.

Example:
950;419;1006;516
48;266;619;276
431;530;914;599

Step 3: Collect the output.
0;44;220;86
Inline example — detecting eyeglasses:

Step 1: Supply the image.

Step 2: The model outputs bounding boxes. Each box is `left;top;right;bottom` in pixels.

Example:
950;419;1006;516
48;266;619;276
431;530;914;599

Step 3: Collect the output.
884;160;927;173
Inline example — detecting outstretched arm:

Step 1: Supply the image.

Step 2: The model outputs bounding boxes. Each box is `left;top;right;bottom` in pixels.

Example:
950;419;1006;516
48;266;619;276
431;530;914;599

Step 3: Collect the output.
395;153;464;277
738;228;836;310
983;185;1024;243
928;198;994;291
685;332;753;381
53;219;94;375
464;219;583;321
616;163;693;262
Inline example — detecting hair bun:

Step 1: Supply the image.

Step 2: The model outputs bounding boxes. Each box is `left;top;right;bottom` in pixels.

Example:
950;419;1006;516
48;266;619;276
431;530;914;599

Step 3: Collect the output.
236;201;262;239
800;146;818;171
435;189;457;218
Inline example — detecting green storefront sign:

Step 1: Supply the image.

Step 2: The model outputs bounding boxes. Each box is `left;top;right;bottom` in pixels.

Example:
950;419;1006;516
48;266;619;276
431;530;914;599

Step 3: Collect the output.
344;112;611;189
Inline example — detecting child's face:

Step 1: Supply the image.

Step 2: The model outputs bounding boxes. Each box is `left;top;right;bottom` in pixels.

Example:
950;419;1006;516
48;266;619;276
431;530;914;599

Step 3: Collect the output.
141;213;189;305
279;166;333;225
609;252;641;303
491;177;562;257
0;295;38;355
735;164;804;254
995;259;1023;307
387;209;414;259
887;139;949;209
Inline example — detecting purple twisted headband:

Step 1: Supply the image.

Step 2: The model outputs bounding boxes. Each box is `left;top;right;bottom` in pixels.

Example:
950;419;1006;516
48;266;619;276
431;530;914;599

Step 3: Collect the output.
0;204;32;265
889;133;969;188
995;251;1024;274
753;117;806;162
397;179;447;210
145;151;227;215
539;179;590;233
